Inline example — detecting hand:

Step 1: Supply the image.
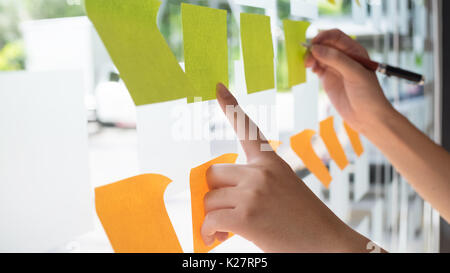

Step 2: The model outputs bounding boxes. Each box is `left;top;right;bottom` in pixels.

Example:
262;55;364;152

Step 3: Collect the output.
201;83;372;252
305;29;395;134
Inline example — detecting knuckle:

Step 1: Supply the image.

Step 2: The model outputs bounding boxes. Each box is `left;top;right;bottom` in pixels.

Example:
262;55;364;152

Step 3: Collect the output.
239;187;264;220
330;28;342;35
239;201;258;224
330;28;345;40
205;165;215;179
243;165;274;192
327;48;339;60
246;187;263;203
255;166;274;185
203;212;217;227
205;165;218;188
203;191;212;205
335;28;346;36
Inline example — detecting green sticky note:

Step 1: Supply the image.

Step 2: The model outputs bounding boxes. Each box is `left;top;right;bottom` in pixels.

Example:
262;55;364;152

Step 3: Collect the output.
85;0;195;106
240;13;274;94
283;19;311;88
182;3;228;102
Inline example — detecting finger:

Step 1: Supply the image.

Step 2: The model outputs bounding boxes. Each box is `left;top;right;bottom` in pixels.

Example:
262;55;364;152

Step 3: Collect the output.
215;232;230;242
216;83;275;161
305;52;316;68
312;60;325;76
312;28;369;58
204;187;238;214
201;208;237;246
206;164;249;189
310;44;372;82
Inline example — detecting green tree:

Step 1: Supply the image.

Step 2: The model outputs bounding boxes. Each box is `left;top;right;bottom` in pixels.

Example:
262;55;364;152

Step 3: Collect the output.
0;0;21;49
24;0;85;20
0;41;25;71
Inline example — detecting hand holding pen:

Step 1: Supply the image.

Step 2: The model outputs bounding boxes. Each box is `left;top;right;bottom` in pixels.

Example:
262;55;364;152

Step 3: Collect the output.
303;38;424;85
304;29;400;134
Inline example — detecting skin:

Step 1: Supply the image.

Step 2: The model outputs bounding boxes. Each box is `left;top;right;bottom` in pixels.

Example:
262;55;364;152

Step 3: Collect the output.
203;83;376;253
202;29;450;252
305;29;450;223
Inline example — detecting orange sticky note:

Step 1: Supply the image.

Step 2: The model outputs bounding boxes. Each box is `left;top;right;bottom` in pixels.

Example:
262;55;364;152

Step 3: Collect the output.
95;174;182;253
290;130;332;188
190;153;238;253
319;117;349;170
268;140;282;152
343;121;364;156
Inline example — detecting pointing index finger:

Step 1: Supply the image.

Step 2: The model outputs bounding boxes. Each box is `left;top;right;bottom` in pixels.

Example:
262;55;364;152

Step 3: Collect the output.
215;83;274;161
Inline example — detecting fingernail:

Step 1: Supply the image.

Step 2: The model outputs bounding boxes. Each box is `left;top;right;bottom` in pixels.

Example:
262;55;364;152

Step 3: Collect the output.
311;44;327;57
216;83;231;99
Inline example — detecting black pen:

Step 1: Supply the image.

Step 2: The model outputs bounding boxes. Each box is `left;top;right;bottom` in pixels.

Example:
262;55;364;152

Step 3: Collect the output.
302;42;425;85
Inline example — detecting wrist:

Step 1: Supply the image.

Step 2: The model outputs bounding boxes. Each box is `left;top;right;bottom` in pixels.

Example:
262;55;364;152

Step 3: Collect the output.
320;214;371;253
339;225;371;252
334;222;384;253
359;105;400;138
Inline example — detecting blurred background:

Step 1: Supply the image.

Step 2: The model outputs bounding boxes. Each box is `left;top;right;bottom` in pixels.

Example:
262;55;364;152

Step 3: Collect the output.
0;0;447;252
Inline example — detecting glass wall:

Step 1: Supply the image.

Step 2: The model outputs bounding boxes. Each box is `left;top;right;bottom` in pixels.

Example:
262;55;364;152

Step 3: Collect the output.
0;0;442;252
155;0;442;252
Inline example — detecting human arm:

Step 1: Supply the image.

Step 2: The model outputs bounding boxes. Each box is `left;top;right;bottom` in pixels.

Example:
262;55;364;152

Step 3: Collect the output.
305;29;450;222
200;83;382;252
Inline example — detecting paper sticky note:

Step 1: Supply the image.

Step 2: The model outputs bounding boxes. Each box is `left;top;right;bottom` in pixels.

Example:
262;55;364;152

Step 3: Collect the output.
182;3;228;102
268;140;282;152
319;117;349;170
343;121;364;156
85;0;195;105
283;19;311;87
95;174;183;253
290;130;332;188
240;13;274;93
190;153;238;253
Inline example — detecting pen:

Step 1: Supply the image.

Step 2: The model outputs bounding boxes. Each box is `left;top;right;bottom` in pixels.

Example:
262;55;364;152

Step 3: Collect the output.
301;42;425;85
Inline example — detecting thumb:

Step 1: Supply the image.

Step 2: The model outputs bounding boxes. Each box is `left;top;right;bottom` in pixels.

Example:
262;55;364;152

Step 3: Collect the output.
215;83;274;161
310;44;371;81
